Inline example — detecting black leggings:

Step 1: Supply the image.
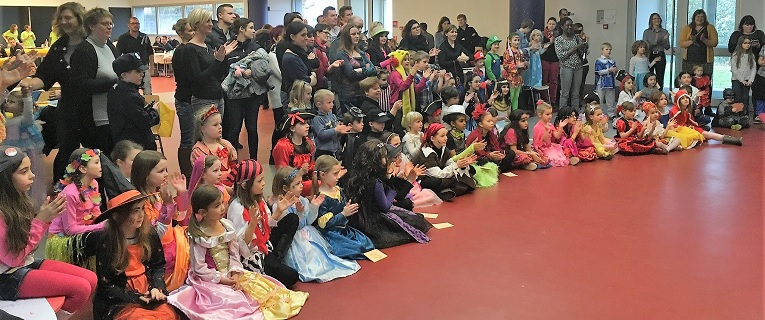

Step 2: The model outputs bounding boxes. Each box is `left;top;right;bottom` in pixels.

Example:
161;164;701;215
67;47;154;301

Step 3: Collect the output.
648;52;667;89
264;213;299;288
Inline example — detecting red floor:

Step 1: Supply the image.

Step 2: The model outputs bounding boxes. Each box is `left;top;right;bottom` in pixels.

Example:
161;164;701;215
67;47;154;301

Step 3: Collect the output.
150;77;764;319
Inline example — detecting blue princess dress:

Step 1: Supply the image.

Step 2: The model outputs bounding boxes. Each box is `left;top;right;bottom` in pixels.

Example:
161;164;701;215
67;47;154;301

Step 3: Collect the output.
278;197;360;283
523;47;543;88
314;186;375;260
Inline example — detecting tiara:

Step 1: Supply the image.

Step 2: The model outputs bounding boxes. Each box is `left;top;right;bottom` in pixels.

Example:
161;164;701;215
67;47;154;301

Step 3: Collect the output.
202;105;220;122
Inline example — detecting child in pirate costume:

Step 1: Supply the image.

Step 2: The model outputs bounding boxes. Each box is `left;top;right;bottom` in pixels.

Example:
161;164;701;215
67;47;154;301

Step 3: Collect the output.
411;123;478;201
272;110;317;197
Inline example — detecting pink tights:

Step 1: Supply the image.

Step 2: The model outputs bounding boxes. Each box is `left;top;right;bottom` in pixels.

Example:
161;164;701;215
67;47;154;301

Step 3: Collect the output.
17;259;97;313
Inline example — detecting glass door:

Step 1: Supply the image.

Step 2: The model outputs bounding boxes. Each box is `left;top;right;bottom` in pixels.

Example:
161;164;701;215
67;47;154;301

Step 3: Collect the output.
633;0;679;91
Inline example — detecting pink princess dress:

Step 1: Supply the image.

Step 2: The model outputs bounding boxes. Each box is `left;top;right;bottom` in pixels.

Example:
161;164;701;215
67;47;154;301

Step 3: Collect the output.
168;219;308;320
532;121;569;167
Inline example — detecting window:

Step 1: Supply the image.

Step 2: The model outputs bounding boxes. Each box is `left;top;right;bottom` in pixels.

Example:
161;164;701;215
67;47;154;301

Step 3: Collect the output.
158;6;182;35
134;7;157;34
301;0;334;25
228;3;246;16
185;4;213;17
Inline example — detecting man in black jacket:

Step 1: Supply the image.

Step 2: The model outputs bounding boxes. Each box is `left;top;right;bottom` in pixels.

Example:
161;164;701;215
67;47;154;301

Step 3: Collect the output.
108;53;160;151
206;4;236;49
116;17;154;94
456;14;481;53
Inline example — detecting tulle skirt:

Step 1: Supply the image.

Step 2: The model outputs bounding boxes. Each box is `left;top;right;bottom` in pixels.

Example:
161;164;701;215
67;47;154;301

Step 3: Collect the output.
410;181;443;208
471;162;499;188
284;226;360;283
666;126;704;149
536;144;569;167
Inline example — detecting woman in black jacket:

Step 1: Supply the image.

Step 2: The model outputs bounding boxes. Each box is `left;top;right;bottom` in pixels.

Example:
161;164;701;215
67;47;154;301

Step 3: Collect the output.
20;2;88;180
69;8;119;156
399;20;429;52
223;18;266;161
438;25;473;85
85;190;178;320
366;21;390;67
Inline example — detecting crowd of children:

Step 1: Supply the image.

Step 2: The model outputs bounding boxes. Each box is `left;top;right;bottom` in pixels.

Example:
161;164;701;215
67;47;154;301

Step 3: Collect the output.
0;7;759;320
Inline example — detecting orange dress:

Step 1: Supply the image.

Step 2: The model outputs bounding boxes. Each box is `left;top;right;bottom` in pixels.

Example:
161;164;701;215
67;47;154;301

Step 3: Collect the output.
113;244;180;320
144;197;190;291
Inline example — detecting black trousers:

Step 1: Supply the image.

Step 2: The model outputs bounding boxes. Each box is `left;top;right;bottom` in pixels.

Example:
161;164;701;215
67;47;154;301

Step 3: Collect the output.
649;52;667;90
269;107;286;164
223;95;264;160
264;213;299;288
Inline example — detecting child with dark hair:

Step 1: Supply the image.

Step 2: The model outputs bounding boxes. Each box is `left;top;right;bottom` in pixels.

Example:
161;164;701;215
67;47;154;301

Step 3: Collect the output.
614;101;663;155
499;109;550;170
346;140;432;248
273;110;316;197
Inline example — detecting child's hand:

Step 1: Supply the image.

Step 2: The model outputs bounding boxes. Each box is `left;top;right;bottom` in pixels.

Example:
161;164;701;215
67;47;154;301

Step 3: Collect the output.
634;91;642;99
335;123;351;134
489;151;505;161
429;48;440;57
630;120;638;130
20;84;32;97
169;172;187;194
342;201;359;217
530;152;542;162
609;66;617;73
456;155;476;168
276;192;298;214
391;100;403;114
653;57;662;63
159;183;175;204
146;288;166;301
668;119;677;129
472;138;487;151
465;92;475;102
36;196;66;223
558;118;569;129
411;164;426;177
294;196;305;213
423;68;434;79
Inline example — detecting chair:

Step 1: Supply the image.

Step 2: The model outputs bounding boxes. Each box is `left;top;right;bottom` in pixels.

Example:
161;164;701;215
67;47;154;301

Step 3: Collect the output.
143;95;164;155
153;54;171;78
523;85;551;109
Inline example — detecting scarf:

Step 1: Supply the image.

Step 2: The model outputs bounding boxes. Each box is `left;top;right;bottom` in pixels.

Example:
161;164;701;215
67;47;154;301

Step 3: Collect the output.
242;200;271;254
390;50;416;126
401;34;428;51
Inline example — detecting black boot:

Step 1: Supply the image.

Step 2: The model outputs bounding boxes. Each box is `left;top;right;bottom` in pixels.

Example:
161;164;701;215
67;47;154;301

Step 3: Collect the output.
177;147;193;184
722;135;743;146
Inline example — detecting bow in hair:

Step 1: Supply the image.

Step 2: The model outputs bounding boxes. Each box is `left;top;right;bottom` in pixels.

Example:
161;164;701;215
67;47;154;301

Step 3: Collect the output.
471;103;489;121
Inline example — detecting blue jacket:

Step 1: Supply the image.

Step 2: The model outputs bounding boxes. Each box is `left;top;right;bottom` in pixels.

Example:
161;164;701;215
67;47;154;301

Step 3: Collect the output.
594;56;617;89
311;110;341;153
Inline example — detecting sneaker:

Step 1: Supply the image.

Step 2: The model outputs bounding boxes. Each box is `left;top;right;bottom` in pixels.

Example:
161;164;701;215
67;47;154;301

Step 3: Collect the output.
523;163;538;171
437;188;456;201
569;157;580;166
731;124;742;131
755;114;765;124
653;147;670;155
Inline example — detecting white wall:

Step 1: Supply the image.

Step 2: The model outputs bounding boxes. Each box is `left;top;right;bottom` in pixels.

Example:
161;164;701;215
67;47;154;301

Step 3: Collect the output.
391;0;509;54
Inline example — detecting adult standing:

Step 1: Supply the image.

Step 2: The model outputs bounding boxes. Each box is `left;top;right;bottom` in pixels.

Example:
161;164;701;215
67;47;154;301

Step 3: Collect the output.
206;4;236;49
172;18;197;178
438;25;473;85
366;22;390;67
174;8;236;140
456;14;480;53
274;22;316;154
517;19;534;50
541;17;559;107
338;6;354;29
20;2;87;180
313;23;342;91
331;23;376;113
399;20;430;52
679;9;718;84
421;23;435;51
558;8;571;21
642;13;671;89
20;25;36;48
2;24;19;44
116;17;154;94
223;18;266;161
728;16;764;56
555;17;588;110
328;16;363;62
70;7;119;156
323;6;340;42
435;17;451;49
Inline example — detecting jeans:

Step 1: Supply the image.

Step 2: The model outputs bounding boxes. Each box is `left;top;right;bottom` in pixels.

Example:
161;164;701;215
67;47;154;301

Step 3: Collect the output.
596;87;616;117
731;80;752;113
541;60;559;104
560;66;583;110
223;95;264;160
756;100;765;116
175;100;195;148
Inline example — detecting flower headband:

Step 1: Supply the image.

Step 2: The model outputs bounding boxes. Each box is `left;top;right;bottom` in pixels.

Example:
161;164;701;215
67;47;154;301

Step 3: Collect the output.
64;149;100;176
536;100;545;106
471;103;488;121
202;105;220;122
